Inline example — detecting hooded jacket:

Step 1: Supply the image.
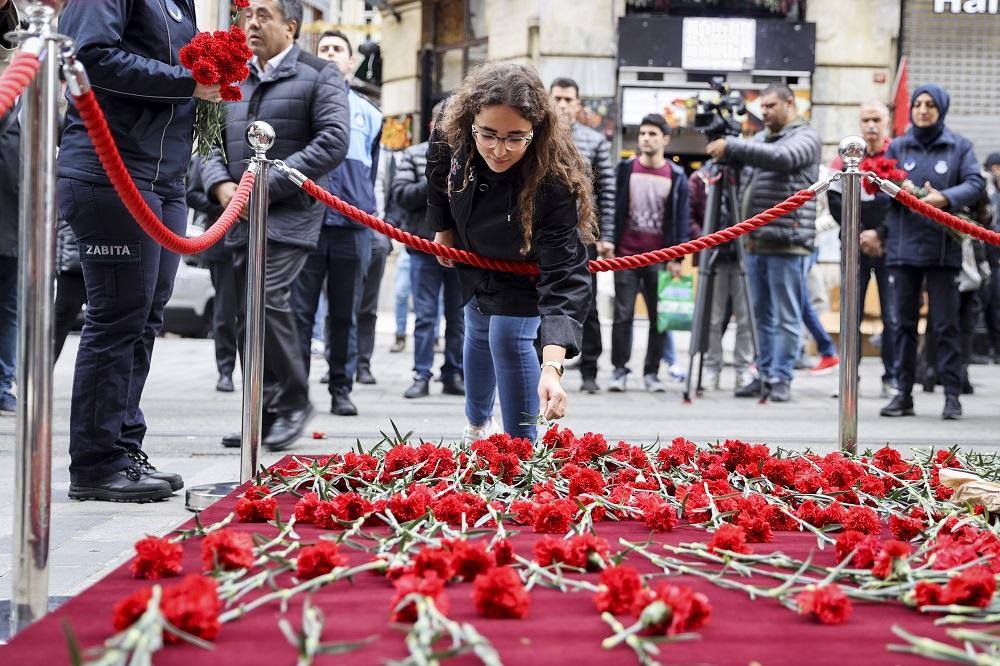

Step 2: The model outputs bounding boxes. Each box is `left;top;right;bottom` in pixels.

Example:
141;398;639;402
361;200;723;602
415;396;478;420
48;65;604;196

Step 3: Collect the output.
57;0;198;194
881;85;985;269
612;158;690;255
202;43;350;250
426;139;592;357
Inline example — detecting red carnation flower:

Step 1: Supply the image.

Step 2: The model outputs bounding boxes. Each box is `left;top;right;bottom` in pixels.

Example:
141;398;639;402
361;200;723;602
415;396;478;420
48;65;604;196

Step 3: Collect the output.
634;583;711;635
566;533;610;571
871;540;912;579
942;566;996;608
593;565;642;615
913;581;943;607
389;486;432;522
296;541;348;580
493;538;515;566
835;530;880;568
532;536;568;567
842;506;881;535
472;566;530;619
201;528;255;571
889;512;924;541
532;498;577;534
412;547;455;582
294;492;320;523
113;574;221;643
234;0;250;7
447;540;495;582
235;495;277;523
220;85;242;102
568;467;605;498
390;573;449;622
129;536;183;580
795;584;852;624
638;496;677;533
708;523;753;555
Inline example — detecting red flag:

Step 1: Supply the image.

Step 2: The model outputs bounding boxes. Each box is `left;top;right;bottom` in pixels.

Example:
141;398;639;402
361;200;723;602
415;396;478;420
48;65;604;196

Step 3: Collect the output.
891;56;909;137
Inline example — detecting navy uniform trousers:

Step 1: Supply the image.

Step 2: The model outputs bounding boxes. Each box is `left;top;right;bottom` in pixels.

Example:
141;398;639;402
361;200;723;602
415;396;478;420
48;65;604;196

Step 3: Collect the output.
57;177;185;484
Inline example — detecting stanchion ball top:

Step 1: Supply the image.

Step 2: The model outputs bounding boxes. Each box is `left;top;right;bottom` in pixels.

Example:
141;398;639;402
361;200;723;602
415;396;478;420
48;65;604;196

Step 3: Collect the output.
837;136;866;163
245;121;276;154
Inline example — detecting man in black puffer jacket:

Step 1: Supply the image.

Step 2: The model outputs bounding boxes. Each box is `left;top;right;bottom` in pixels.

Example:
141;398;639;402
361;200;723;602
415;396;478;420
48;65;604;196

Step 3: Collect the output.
0;0;18;417
707;84;821;402
203;0;349;452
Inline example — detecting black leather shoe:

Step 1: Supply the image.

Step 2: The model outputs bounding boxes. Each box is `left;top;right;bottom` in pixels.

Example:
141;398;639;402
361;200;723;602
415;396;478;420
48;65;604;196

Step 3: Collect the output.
356;367;377;385
263;403;315;451
441;376;465;396
770;381;791;402
126;448;183;491
216;372;234;393
880;393;915;417
331;389;358;416
734;378;761;398
581;377;600;394
404;378;430;399
221;431;242;448
68;464;174;502
942;396;962;420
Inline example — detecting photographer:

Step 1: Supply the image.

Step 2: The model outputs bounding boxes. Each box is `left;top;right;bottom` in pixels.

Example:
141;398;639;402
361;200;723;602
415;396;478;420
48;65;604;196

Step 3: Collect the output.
707;84;821;402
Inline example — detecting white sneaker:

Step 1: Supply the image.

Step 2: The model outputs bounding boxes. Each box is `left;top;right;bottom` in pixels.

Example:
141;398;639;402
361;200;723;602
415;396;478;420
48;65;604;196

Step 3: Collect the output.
310;338;325;357
607;368;628;393
644;373;667;393
668;364;687;382
702;366;721;390
462;418;499;445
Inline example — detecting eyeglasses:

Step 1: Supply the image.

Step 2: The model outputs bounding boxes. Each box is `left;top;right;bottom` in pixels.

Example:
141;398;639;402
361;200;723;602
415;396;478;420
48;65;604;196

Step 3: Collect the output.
471;125;533;152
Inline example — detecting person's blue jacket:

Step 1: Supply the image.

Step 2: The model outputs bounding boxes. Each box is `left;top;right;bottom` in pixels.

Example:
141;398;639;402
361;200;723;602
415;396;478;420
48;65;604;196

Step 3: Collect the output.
324;87;382;230
883;128;984;269
58;0;199;193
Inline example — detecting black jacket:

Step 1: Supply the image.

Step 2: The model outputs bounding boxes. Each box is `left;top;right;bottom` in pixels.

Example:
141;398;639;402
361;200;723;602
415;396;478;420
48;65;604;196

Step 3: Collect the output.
572;123;615;242
58;0;198;193
426;141;592;357
203;44;350;250
187;156;230;263
392;141;431;245
881;127;984;269
0;105;17;259
56;221;81;274
612;158;690;256
725;117;821;255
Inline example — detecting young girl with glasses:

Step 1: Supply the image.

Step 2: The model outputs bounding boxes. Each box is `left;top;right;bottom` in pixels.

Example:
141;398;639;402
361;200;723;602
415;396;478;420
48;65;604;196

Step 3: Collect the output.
426;63;597;443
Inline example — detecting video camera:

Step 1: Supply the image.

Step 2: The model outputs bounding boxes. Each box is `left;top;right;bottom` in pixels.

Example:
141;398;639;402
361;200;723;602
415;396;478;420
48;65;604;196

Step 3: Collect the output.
693;76;746;143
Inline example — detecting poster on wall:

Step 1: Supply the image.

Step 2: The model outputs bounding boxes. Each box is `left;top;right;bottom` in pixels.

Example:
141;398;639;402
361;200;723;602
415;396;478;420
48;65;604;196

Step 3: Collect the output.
577;98;617;142
381;115;413;151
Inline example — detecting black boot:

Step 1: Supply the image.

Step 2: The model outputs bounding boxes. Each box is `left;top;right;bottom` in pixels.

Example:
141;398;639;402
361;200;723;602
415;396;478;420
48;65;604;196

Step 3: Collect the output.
126;448;184;491
68;464;174;502
880;393;915;417
942;395;962;420
216;371;234;392
442;375;465;396
331;388;358;416
404;378;430;399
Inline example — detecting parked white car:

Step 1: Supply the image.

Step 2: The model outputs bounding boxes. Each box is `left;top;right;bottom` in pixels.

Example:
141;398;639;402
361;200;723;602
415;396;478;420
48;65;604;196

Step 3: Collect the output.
162;223;215;338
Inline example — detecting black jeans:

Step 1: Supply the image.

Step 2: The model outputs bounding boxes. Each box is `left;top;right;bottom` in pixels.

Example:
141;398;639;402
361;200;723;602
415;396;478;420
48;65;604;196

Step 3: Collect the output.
54;271;87;362
208;252;238;376
291;226;371;393
58;177;184;483
233;240;311;415
612;264;667;377
890;265;961;398
357;234;389;374
578;244;602;380
859;253;896;383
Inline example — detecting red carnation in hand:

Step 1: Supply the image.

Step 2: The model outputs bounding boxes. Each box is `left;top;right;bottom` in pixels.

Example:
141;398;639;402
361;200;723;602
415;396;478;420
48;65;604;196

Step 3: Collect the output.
942;566;996;608
472;566;530;619
201;528;255;571
234;0;250;7
220;85;242;102
113;575;221;643
532;498;577;534
795;584;852;624
129;536;183;580
296;541;348;580
871;540;912;579
593;565;642;615
708;523;753;555
390;573;449;622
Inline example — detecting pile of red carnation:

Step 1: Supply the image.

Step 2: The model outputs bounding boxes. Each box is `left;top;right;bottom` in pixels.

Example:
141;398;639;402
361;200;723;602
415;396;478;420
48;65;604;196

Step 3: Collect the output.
179;28;252;102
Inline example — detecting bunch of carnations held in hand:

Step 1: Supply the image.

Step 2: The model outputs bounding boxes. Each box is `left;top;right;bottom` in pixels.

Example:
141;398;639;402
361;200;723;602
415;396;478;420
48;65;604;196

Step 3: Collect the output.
179;27;253;157
859;155;907;196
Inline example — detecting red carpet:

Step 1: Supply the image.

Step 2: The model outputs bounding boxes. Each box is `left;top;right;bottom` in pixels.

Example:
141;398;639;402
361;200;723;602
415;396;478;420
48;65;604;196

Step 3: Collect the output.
1;480;950;665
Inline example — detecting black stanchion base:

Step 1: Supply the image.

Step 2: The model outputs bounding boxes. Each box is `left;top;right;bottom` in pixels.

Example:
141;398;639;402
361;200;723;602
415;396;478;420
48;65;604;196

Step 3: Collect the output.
185;481;239;512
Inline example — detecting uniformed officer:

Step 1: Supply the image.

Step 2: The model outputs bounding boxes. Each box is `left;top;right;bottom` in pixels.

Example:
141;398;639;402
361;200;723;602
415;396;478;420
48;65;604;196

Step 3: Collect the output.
873;84;985;420
57;0;222;501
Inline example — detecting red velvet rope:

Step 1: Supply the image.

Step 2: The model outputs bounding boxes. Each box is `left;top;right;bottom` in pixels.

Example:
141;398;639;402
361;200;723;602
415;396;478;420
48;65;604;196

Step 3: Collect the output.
74;89;254;255
302;177;817;275
894;189;1000;247
0;51;42;118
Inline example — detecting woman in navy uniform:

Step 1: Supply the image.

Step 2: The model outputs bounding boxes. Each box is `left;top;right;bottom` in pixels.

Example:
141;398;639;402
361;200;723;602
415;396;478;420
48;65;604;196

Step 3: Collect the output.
57;0;221;501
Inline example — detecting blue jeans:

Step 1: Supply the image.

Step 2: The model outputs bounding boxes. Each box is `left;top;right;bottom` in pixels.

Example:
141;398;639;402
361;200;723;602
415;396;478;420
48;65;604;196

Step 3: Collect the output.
411;252;463;381
801;250;836;357
0;255;16;396
747;254;805;383
464;298;540;441
394;251;410;337
660;331;676;366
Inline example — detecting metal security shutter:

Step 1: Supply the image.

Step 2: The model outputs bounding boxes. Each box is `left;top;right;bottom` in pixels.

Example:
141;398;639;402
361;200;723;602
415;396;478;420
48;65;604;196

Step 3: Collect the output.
903;0;1000;159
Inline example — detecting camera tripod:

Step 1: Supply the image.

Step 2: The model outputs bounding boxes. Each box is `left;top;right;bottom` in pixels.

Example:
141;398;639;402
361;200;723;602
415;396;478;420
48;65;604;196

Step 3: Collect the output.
682;160;760;402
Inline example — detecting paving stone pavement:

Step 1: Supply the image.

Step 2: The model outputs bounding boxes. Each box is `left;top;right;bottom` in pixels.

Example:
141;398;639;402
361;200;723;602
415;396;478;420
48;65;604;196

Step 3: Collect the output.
1;264;998;635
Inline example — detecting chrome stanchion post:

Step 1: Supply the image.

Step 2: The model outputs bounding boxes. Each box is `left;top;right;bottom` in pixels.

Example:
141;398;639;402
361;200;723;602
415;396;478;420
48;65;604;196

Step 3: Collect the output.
10;1;64;634
185;122;273;511
837;136;865;454
240;121;273;483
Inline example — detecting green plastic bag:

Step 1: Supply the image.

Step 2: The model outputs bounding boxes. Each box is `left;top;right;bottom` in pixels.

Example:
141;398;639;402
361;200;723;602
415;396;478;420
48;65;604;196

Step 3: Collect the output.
656;272;695;333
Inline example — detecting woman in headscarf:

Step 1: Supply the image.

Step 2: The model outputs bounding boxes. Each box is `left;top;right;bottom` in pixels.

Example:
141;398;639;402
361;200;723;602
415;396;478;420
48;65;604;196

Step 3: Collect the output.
877;84;985;420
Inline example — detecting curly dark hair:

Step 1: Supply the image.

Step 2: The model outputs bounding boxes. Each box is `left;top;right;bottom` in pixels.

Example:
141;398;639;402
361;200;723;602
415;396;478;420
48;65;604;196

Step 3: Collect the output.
438;63;597;254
